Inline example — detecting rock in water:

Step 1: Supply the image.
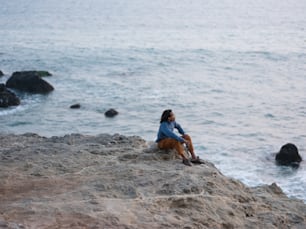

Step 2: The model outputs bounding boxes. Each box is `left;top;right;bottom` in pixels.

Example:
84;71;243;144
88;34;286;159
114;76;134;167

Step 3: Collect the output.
6;71;54;93
70;103;81;109
275;143;302;166
105;108;118;117
0;84;20;107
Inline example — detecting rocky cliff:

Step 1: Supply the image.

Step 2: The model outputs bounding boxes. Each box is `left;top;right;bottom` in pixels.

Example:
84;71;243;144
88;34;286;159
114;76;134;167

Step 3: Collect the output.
0;133;305;229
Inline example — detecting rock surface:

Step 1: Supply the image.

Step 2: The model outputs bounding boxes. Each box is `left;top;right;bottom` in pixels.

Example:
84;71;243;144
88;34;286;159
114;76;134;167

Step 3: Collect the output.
0;133;305;229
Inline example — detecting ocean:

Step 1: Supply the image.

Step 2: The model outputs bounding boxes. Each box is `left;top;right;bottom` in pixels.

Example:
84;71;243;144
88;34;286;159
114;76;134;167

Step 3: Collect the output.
1;0;306;202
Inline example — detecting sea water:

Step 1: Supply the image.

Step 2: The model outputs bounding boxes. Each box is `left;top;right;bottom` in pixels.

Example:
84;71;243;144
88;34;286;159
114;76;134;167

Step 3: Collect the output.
0;0;306;202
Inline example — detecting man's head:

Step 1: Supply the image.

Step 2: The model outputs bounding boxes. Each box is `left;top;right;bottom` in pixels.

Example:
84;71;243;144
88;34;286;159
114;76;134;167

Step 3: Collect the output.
160;109;175;123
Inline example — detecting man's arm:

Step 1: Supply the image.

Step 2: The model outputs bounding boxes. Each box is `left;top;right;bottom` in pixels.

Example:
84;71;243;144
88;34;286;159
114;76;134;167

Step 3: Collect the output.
174;122;185;136
160;122;184;142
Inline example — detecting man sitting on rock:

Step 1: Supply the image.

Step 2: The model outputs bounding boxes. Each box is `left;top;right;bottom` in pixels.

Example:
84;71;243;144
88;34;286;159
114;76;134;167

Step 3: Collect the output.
156;109;204;166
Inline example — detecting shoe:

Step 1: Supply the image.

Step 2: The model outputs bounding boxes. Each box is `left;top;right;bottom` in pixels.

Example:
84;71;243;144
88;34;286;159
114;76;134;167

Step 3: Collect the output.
182;158;192;166
190;156;205;164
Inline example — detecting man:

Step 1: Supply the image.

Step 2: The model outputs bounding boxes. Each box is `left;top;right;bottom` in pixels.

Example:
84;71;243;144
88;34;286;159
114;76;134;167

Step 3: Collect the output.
156;109;204;166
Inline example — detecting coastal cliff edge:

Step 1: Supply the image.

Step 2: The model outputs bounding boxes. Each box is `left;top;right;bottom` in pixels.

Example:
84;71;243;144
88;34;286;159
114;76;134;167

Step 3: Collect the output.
0;133;305;229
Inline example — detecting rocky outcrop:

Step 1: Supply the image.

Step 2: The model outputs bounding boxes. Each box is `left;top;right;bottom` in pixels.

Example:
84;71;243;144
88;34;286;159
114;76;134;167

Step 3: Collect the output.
276;143;302;166
6;71;54;93
0;83;20;107
0;133;305;228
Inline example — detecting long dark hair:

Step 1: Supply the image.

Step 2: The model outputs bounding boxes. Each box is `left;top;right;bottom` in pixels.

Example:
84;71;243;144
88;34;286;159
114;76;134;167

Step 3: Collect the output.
160;109;172;123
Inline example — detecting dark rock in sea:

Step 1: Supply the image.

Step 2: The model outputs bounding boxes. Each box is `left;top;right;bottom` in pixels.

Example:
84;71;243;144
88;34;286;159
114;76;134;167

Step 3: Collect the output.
70;103;81;109
0;84;20;107
105;108;118;117
0;70;3;77
275;143;302;166
6;71;54;94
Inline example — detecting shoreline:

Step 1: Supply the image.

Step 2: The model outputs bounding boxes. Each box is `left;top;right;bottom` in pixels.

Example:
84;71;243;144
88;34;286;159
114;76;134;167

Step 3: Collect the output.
1;133;305;228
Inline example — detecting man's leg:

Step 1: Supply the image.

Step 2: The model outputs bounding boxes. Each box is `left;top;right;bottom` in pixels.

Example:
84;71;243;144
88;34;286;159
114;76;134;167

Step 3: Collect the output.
158;138;187;159
182;134;196;159
183;135;204;164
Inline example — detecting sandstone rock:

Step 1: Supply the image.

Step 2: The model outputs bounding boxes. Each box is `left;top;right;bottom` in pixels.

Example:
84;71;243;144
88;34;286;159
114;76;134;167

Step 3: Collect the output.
276;143;302;166
0;83;20;107
0;133;305;228
6;71;54;93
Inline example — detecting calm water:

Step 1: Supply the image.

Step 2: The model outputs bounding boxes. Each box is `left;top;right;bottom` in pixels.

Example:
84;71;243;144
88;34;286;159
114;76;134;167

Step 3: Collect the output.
1;0;306;202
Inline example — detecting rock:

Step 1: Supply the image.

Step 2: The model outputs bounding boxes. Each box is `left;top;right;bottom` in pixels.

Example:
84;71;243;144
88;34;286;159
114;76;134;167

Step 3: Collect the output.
275;143;302;166
70;103;81;109
0;133;305;228
0;70;3;77
105;108;118;117
0;84;20;107
6;71;54;93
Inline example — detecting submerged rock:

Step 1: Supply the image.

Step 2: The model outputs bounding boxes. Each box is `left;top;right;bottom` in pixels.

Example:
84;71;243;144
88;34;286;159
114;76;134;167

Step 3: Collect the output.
0;133;305;228
6;71;54;93
275;143;302;166
0;84;20;107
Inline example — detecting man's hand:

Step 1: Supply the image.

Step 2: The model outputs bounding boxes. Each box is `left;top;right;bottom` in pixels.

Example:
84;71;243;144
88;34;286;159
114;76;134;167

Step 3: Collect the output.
184;139;190;148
